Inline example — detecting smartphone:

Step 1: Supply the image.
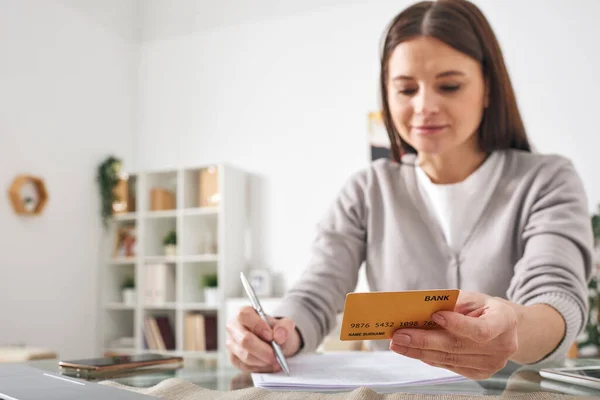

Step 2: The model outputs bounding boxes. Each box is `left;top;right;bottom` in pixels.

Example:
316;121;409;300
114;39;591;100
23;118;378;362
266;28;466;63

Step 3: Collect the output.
59;353;183;373
540;366;600;390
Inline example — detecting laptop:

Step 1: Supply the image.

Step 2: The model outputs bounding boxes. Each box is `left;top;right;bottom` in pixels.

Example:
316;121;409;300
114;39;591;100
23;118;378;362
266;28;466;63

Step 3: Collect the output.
0;364;156;399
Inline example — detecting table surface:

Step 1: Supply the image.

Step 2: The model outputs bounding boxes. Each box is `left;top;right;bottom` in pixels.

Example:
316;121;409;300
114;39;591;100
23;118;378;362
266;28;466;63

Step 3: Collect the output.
26;356;600;396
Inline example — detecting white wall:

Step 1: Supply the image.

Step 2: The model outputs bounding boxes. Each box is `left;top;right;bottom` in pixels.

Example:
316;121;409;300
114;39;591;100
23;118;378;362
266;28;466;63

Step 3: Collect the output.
137;0;600;292
0;0;138;359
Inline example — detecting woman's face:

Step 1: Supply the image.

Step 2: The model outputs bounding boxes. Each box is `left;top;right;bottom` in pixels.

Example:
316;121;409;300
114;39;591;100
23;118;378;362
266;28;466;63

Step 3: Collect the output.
386;36;487;157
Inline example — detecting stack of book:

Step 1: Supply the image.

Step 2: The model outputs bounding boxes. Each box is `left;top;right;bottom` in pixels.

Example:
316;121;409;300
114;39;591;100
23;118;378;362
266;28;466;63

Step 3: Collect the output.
184;313;217;351
143;315;176;351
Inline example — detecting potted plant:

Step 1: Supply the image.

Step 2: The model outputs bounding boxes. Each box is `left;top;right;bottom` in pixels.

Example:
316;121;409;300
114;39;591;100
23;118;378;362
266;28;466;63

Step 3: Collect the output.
163;230;177;256
121;275;136;305
96;156;122;229
592;211;600;249
201;273;219;305
23;197;35;212
576;207;600;357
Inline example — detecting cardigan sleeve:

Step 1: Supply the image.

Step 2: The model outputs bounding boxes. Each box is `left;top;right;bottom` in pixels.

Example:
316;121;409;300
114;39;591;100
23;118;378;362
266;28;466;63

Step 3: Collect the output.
271;170;368;353
507;157;594;363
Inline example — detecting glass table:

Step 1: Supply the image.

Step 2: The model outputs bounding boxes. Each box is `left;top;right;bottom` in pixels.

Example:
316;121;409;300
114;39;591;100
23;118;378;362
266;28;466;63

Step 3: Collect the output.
26;357;600;396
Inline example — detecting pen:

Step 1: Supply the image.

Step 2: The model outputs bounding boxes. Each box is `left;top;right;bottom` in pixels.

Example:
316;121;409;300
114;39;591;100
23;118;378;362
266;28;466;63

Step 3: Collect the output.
240;272;290;376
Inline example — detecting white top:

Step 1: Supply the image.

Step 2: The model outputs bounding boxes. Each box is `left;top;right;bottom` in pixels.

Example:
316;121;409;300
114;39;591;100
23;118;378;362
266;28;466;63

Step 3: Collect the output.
415;151;506;253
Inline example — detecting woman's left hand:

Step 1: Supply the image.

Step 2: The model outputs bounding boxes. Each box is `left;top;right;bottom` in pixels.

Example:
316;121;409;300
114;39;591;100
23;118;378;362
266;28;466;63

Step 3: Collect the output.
389;291;519;380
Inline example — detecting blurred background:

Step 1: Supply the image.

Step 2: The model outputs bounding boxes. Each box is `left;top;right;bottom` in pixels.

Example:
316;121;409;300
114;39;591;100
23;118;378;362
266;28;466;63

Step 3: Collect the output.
1;0;599;365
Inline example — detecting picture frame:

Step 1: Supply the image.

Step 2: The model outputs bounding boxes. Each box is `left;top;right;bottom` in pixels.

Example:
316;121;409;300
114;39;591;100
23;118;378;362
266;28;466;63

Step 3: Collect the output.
248;268;272;297
114;225;137;258
368;110;391;161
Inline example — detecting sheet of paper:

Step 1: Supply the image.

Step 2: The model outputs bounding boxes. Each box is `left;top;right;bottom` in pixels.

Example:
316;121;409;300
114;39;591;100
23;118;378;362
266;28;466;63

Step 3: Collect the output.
252;351;467;392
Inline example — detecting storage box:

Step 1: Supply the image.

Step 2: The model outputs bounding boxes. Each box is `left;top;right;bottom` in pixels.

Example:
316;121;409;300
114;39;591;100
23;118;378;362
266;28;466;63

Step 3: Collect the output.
112;178;128;213
112;177;136;213
198;167;219;207
150;188;175;211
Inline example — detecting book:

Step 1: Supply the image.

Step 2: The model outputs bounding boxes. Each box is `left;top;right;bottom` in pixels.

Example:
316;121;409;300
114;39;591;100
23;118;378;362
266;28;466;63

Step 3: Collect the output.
155;316;176;350
143;316;175;351
183;313;217;351
204;314;217;351
144;263;175;305
184;313;202;351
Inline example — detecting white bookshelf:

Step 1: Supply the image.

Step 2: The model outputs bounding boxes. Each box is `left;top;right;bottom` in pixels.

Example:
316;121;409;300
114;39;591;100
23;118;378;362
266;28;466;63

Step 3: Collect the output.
98;163;247;365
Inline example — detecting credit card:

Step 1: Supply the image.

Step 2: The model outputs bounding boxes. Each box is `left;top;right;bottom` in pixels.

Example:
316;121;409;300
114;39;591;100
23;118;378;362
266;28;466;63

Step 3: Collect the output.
339;289;460;341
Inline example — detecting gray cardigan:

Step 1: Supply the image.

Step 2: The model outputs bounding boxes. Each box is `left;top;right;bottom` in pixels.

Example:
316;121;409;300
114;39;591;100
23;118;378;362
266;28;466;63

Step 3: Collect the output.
273;149;594;363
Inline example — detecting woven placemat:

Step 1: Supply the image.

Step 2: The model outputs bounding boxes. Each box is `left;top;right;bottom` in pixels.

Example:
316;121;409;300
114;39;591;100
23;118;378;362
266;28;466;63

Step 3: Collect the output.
101;378;586;400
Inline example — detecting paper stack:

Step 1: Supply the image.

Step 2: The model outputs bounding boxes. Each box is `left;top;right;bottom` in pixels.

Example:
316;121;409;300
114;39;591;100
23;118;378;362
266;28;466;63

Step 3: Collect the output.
252;351;467;393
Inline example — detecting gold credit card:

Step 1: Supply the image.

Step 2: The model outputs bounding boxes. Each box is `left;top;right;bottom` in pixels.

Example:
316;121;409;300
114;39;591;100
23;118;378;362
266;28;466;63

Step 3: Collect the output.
339;289;460;341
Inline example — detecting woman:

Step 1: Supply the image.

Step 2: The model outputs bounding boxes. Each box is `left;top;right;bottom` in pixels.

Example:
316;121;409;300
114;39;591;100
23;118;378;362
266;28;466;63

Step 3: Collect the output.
226;0;593;380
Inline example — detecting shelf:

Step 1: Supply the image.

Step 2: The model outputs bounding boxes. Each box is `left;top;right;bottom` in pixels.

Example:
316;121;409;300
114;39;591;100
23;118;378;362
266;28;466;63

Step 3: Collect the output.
182;207;219;216
112;212;137;221
110;257;137;265
144;303;177;310
142;255;218;263
138;303;219;311
105;303;136;310
180;302;219;311
100;163;248;367
8;174;49;216
144;255;178;263
180;254;218;263
144;210;177;218
116;207;218;218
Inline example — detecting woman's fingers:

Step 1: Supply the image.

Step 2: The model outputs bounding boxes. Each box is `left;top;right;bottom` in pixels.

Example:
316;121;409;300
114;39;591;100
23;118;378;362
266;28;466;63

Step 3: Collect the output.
390;343;507;372
392;329;487;354
226;321;275;365
226;306;301;371
237;307;273;341
228;348;280;373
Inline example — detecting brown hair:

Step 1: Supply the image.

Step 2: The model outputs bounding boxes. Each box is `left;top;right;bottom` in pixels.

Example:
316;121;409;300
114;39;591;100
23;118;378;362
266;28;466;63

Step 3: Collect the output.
379;0;531;162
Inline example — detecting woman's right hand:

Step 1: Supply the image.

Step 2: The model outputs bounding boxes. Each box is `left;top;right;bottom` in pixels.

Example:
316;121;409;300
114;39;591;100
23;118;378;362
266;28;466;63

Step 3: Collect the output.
226;306;301;372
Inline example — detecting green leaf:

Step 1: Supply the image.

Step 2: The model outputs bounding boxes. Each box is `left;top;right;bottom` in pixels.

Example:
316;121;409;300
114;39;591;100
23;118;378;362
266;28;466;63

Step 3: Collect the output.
163;230;177;245
201;273;218;288
96;156;122;229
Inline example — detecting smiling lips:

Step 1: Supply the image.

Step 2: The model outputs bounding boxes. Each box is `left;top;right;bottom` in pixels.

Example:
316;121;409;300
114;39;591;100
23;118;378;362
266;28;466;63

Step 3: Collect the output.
411;125;449;135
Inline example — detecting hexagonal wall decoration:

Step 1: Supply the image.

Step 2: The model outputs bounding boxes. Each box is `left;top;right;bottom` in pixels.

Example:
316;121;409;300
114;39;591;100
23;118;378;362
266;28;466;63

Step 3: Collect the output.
8;175;48;215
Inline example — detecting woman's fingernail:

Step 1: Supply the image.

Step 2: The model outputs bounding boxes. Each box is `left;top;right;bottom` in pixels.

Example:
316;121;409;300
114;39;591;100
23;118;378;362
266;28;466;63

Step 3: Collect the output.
263;329;272;340
432;313;446;326
393;333;411;346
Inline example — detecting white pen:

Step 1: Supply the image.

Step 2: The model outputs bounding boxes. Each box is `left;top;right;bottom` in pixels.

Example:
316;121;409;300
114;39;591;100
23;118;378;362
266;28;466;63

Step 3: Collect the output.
240;272;290;376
